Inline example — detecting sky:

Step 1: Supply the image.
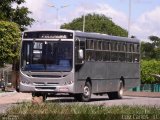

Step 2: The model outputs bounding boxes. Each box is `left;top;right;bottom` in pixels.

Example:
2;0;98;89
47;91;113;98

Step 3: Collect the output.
18;0;160;41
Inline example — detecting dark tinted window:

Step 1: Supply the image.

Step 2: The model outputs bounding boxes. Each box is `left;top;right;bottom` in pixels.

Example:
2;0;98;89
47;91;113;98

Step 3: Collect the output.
118;42;125;51
111;42;118;51
86;40;94;49
21;41;73;72
102;41;110;50
85;39;139;63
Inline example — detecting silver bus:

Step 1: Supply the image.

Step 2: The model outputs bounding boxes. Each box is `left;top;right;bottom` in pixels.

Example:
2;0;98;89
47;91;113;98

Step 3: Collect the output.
19;29;140;102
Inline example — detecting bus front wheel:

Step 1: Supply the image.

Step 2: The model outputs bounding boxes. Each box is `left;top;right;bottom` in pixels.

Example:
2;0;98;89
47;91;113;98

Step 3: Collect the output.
108;80;124;100
74;82;92;102
32;92;47;102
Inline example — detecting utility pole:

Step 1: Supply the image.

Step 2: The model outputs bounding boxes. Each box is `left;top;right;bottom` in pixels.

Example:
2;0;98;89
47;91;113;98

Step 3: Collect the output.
83;13;85;32
128;0;132;38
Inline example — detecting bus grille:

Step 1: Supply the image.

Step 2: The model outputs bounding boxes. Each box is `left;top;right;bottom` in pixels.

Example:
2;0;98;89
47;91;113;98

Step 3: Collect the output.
31;75;65;78
35;87;56;90
33;82;59;86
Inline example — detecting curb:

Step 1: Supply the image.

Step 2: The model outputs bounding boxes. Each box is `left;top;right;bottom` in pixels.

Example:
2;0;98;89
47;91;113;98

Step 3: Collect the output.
124;91;160;98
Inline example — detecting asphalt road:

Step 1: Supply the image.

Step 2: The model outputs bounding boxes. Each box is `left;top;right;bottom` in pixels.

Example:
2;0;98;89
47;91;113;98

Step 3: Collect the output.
47;94;160;106
0;92;160;113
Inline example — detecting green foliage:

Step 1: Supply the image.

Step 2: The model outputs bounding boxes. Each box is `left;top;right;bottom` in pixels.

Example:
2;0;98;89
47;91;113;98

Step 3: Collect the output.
141;60;160;84
141;42;155;59
61;13;128;37
0;0;34;31
0;21;21;67
6;102;160;120
149;36;160;48
141;36;160;60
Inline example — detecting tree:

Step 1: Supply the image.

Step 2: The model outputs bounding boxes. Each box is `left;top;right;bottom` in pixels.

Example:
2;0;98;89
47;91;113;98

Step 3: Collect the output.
149;36;160;48
0;21;21;67
61;13;128;37
0;0;34;31
141;42;155;59
141;36;160;60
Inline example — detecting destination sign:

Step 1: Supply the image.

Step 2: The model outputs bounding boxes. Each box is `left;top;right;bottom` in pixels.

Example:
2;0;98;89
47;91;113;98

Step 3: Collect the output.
23;31;73;39
41;34;68;39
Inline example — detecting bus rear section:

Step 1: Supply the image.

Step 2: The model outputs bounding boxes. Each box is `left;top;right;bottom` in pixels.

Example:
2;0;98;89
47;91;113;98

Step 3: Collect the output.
19;30;75;98
73;32;140;101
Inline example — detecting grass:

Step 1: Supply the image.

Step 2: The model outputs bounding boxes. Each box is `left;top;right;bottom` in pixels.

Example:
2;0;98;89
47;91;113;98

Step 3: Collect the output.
4;102;160;120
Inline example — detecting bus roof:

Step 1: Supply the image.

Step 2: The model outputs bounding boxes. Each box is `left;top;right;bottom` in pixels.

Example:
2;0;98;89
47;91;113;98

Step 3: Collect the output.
23;29;140;43
23;29;74;33
75;31;140;43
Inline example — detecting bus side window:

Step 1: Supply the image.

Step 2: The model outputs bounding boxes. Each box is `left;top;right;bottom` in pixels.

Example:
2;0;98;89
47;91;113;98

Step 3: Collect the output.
117;42;125;62
132;43;140;62
110;41;118;61
86;39;94;49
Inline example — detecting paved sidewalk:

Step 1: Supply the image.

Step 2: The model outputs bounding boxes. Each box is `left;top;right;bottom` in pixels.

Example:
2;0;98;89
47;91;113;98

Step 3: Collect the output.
0;92;31;105
0;92;32;113
0;91;17;97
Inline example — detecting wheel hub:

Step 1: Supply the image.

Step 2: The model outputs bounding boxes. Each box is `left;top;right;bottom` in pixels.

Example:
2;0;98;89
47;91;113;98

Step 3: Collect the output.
84;86;90;96
119;82;124;95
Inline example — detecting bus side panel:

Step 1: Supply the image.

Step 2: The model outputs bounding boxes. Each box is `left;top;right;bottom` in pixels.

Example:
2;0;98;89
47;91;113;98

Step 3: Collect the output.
74;62;119;93
107;62;140;90
121;63;140;90
74;62;140;93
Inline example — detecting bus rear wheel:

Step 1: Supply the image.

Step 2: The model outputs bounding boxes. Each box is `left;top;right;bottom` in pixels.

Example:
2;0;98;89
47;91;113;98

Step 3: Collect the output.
74;82;91;102
108;80;124;100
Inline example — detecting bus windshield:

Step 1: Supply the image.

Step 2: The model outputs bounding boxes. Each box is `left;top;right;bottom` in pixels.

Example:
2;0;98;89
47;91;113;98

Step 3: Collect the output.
21;41;73;72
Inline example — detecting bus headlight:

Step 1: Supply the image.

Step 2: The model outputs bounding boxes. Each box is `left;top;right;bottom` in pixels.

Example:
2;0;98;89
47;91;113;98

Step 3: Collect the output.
64;81;73;85
26;81;30;84
22;80;30;84
67;81;73;84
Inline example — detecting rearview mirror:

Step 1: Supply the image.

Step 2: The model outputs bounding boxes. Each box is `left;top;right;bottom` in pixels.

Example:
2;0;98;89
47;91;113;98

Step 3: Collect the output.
78;49;84;59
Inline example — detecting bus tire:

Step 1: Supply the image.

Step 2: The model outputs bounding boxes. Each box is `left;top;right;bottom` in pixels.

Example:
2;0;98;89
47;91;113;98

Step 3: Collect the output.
74;82;92;102
108;80;124;100
32;92;47;102
42;94;47;102
16;85;20;92
32;92;40;97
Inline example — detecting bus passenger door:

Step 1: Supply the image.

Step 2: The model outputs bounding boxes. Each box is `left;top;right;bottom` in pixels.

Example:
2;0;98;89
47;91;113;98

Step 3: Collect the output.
75;37;86;93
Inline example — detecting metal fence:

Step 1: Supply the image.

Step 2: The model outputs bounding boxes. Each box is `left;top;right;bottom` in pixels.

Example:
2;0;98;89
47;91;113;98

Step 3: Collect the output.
131;84;160;92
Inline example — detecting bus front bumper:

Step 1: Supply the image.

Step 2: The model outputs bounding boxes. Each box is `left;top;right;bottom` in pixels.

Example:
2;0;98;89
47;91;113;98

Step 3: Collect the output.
19;82;74;93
